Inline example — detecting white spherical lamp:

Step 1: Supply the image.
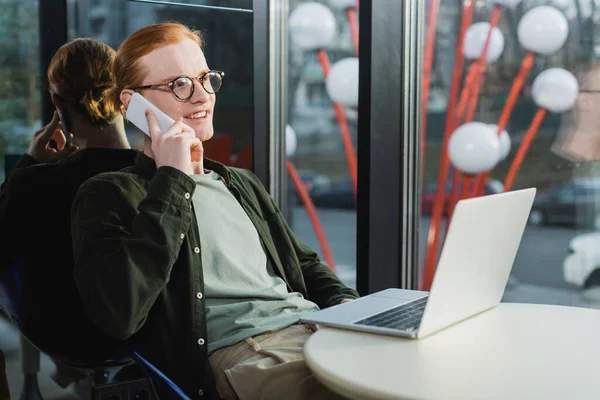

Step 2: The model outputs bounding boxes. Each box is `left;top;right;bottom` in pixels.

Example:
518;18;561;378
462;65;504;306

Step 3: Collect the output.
531;68;579;113
325;57;359;108
289;3;337;50
449;122;501;175
463;22;505;63
286;125;297;157
517;6;569;56
488;124;511;161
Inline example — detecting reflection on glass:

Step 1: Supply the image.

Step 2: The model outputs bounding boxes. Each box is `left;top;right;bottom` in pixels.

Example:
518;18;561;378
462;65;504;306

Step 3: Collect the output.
71;0;253;168
285;0;358;289
421;0;600;308
0;0;40;182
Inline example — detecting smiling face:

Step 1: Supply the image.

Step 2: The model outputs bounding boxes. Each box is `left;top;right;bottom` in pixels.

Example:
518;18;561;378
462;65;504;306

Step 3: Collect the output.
123;38;215;142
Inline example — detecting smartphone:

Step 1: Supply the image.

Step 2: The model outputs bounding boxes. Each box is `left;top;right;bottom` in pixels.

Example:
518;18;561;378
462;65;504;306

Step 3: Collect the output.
53;108;73;148
126;92;175;137
57;110;73;147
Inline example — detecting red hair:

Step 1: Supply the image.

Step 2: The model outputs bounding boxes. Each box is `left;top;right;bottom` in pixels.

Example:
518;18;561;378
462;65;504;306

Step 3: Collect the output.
110;22;203;113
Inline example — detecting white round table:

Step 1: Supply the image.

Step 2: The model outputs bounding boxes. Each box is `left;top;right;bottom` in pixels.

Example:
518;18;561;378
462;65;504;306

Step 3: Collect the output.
304;303;600;400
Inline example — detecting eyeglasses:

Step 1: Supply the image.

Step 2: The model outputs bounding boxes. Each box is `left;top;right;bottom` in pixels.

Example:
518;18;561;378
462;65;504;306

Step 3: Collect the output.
130;70;225;101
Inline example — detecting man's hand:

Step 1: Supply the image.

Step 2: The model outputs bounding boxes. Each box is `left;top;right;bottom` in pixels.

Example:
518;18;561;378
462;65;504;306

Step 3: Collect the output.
27;111;78;163
147;110;204;175
339;299;354;304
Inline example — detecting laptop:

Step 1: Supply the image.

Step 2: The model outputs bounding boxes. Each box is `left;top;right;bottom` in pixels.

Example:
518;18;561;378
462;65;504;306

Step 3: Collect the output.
300;188;536;339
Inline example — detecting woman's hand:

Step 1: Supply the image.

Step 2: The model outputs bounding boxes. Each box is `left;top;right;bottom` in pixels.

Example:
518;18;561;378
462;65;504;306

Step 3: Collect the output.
27;111;78;163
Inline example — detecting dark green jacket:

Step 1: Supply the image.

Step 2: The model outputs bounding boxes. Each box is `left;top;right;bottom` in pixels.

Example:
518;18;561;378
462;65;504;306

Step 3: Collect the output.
71;152;359;399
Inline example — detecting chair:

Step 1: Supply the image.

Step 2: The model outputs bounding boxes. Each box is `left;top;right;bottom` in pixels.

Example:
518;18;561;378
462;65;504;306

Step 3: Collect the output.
233;143;253;171
1;157;186;399
130;353;190;400
203;135;233;165
0;261;155;400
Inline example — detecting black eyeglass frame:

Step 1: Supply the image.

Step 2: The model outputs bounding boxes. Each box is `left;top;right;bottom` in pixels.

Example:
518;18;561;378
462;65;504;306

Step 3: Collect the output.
130;70;225;100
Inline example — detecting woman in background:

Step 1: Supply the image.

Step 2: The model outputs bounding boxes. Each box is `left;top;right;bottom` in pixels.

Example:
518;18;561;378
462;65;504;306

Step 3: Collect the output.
0;37;138;391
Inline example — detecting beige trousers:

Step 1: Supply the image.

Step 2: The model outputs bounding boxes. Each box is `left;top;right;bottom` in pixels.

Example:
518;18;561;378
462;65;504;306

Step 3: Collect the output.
208;323;347;400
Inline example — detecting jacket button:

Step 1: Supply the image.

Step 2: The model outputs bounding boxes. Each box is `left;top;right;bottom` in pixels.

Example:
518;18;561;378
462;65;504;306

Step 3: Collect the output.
180;233;185;240
184;192;191;199
198;389;204;396
198;338;205;345
194;247;200;254
196;292;203;299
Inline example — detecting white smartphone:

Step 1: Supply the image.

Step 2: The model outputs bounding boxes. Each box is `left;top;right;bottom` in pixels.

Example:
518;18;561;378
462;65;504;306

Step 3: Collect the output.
126;92;175;137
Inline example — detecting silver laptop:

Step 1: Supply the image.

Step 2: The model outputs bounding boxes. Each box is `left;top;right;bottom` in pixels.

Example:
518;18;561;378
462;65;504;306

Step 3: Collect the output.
300;188;536;339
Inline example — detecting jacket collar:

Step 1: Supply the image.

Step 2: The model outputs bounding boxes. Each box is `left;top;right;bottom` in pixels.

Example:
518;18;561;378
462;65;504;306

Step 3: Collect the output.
133;152;232;184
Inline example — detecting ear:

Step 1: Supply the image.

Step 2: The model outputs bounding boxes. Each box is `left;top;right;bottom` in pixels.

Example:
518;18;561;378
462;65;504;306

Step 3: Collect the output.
50;93;66;112
120;89;134;109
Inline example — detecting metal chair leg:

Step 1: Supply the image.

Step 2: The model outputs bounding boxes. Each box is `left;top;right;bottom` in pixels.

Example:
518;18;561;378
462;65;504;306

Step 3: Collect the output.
18;335;42;400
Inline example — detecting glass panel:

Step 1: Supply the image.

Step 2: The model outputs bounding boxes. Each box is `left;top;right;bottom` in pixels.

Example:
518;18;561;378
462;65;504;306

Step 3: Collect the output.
0;0;41;182
421;0;600;307
127;0;252;12
70;0;253;169
285;0;359;289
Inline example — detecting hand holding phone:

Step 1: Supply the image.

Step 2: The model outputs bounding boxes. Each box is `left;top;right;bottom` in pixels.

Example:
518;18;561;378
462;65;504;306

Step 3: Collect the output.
145;114;204;177
126;92;175;136
27;111;78;163
126;92;203;175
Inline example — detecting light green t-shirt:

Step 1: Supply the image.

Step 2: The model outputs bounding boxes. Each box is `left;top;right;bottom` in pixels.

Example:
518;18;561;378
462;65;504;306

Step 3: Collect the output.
190;171;319;354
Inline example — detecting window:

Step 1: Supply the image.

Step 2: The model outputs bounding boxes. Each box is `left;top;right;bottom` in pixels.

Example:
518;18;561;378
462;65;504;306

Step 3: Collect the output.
71;0;253;160
127;0;252;11
0;0;40;182
420;0;600;306
556;186;576;202
285;0;360;289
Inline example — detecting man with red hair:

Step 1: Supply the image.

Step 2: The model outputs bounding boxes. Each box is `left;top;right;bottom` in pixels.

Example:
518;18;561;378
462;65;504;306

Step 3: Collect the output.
71;22;358;400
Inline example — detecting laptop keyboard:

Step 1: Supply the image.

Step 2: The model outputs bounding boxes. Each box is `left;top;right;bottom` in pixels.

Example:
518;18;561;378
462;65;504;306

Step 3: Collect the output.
354;296;428;332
